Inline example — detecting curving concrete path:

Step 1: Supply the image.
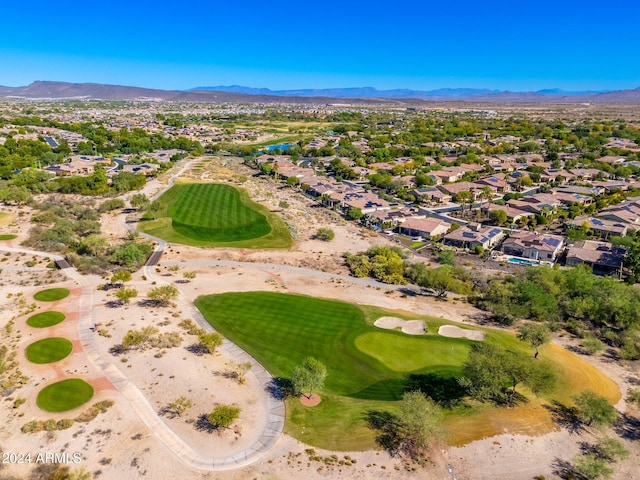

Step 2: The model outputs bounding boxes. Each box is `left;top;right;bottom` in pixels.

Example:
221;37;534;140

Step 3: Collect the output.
0;244;285;471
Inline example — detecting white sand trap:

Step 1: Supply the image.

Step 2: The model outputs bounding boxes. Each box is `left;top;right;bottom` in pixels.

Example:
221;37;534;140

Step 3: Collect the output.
438;325;485;341
374;316;426;335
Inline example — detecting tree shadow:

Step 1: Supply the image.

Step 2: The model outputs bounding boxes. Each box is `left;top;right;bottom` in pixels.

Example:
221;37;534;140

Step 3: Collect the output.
108;344;127;356
185;343;209;356
195;414;218;433
552;457;578;479
105;300;124;308
404;374;467;408
615;412;640;441
265;377;295;400
158;405;179;419
363;410;402;456
544;400;584;434
137;299;165;308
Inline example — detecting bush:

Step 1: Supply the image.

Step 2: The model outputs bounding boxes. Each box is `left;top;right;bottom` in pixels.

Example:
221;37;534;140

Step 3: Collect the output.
315;228;335;241
56;418;74;430
582;337;604;355
208;404;241;429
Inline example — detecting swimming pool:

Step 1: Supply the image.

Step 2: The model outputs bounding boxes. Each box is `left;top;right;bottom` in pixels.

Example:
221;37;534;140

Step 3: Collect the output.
508;257;539;266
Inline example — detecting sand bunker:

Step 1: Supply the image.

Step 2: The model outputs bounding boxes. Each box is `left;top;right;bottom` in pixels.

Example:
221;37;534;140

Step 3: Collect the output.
374;316;426;335
438;325;485;341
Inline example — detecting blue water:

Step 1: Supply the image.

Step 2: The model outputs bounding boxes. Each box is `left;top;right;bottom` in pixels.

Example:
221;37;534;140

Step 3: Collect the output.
265;143;291;152
508;257;538;266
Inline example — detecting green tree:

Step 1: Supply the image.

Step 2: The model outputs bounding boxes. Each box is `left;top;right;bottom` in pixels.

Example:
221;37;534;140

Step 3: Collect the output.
348;208;364;220
198;332;224;354
111;269;132;285
438;250;455;265
130;193;150;210
573;390;617;427
397;391;444;459
517;323;551;359
572;454;614;480
292;356;327;399
454;190;473;214
315;228;335;241
595;437;629;462
489;209;508;226
115;287;138;305
147;284;179;307
207;404;241;429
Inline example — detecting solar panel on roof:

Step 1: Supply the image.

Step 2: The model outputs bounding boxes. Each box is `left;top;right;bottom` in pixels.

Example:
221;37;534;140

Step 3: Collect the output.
488;228;502;236
592;219;604;226
546;238;561;247
462;231;475;238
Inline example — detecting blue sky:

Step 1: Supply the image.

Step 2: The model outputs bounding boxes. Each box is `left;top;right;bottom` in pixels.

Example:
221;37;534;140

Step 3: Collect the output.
1;0;639;91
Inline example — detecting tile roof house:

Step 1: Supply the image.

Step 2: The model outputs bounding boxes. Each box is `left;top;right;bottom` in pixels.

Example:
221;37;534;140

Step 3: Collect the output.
565;240;625;276
443;224;505;249
397;217;451;239
501;231;565;262
567;216;628;238
482;203;534;222
596;155;626;165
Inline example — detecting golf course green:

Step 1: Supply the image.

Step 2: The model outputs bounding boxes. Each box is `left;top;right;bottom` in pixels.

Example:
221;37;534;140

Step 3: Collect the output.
195;291;620;450
26;311;66;328
25;337;73;364
33;288;70;302
139;182;292;248
36;379;94;412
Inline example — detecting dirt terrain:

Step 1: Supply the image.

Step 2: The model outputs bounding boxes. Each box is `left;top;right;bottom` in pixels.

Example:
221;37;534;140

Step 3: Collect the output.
0;157;638;480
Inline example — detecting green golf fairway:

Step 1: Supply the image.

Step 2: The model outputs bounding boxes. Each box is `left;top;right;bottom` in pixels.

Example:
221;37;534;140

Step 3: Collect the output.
26;311;66;328
36;379;94;412
25;337;73;364
33;288;70;302
195;291;620;450
139;182;292;248
195;292;478;400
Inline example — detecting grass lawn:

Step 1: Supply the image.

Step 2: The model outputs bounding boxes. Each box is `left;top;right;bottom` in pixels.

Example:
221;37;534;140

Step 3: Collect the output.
36;379;94;412
25;337;73;364
0;234;17;240
33;288;70;302
139;182;292;248
195;291;620;450
26;311;66;328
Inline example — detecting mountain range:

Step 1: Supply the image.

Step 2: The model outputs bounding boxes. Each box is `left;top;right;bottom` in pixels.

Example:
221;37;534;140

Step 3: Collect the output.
1;81;640;104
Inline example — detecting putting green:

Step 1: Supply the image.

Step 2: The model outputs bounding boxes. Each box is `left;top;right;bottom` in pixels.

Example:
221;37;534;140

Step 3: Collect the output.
26;311;66;328
34;288;70;302
36;379;94;412
354;331;471;373
139;182;292;248
25;337;73;364
0;234;17;240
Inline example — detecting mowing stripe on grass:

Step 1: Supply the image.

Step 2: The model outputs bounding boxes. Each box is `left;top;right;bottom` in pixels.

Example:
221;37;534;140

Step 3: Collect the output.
25;337;73;364
34;288;70;302
36;379;94;412
26;311;66;328
139;182;292;248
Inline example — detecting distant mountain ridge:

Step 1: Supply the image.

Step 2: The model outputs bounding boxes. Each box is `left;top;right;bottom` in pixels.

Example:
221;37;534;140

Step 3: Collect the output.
191;85;616;100
192;85;503;99
0;81;639;104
